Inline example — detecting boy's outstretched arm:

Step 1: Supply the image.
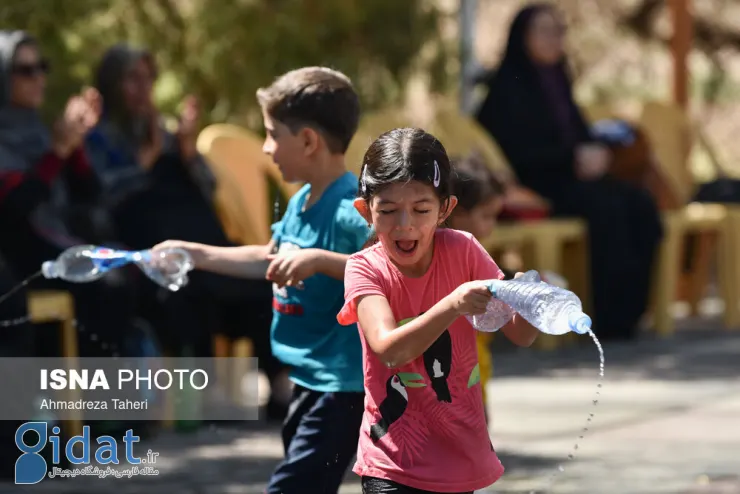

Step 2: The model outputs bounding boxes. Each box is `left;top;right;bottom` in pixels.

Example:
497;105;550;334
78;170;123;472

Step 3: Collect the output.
154;240;275;279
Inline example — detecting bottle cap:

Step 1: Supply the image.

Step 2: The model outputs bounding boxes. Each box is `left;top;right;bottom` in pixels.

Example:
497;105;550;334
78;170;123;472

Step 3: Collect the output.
569;311;592;334
486;279;504;296
41;261;59;279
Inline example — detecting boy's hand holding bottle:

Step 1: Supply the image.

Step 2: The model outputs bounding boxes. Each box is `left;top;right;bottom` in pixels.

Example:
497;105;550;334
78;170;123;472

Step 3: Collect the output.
266;249;322;288
153;240;204;266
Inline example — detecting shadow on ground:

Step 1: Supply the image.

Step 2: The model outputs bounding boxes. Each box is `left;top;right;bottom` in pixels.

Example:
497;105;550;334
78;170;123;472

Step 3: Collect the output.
490;325;740;382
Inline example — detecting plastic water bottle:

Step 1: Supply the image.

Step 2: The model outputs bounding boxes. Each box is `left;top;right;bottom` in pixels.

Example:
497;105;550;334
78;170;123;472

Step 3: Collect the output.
466;270;542;332
41;245;194;292
469;277;591;336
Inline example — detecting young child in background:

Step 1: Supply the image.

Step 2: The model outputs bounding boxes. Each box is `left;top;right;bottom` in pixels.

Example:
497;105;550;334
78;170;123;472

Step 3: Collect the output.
338;128;538;494
156;67;371;494
448;154;507;422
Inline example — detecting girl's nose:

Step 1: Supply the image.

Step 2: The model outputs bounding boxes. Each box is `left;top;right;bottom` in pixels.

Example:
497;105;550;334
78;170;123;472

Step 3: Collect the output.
397;210;413;229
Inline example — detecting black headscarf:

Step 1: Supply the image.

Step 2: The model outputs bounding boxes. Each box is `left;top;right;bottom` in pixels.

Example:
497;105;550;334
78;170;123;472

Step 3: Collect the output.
482;3;582;145
497;3;566;74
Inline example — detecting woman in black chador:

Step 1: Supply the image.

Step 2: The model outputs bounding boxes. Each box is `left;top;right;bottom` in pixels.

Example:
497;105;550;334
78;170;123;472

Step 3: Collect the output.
476;3;663;340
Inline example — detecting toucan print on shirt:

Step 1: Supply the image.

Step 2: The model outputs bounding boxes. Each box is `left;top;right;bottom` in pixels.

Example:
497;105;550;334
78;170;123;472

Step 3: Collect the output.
368;314;482;453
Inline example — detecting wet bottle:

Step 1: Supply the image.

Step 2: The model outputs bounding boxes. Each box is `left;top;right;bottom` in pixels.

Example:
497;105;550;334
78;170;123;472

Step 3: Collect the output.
41;245;194;291
465;269;542;331
468;272;592;336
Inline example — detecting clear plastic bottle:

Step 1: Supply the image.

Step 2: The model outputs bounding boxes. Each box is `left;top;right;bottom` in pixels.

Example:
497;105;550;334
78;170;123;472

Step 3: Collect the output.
466;269;542;332
41;245;194;292
472;279;591;335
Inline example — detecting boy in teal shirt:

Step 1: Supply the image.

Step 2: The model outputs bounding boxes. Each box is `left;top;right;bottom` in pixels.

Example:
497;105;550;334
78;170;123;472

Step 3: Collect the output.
156;67;370;493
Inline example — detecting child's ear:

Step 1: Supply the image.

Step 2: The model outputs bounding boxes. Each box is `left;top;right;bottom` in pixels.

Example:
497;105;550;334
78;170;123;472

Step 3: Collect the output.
300;126;321;156
438;195;458;224
354;197;372;224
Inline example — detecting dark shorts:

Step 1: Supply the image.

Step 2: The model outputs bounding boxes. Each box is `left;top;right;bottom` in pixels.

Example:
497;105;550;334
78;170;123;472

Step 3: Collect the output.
266;384;365;494
362;476;473;494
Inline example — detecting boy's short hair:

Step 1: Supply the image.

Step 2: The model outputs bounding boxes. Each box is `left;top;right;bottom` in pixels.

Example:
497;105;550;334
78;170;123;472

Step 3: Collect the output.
450;152;506;211
256;67;360;154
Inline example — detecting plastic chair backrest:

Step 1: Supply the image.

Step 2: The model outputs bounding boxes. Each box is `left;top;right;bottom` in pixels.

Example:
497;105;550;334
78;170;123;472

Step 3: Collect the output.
209;162;260;245
430;102;515;179
197;124;300;244
639;101;695;204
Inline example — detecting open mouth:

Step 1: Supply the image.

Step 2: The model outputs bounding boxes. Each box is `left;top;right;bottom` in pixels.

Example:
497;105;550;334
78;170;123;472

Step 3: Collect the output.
395;240;418;256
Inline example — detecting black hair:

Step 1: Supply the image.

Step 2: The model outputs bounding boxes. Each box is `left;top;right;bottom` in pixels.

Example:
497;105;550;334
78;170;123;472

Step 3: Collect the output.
358;127;452;204
450;153;506;211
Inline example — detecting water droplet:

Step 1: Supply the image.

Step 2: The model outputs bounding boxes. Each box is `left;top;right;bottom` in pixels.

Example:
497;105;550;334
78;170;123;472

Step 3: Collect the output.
567;454;574;460
574;445;579;450
89;334;98;341
558;465;565;472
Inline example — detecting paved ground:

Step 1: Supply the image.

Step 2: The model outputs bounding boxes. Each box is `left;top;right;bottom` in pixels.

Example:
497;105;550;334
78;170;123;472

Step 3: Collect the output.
6;320;740;494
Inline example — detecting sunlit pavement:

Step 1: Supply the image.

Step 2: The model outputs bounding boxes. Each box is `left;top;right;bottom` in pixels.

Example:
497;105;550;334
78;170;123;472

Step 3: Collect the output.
5;321;740;494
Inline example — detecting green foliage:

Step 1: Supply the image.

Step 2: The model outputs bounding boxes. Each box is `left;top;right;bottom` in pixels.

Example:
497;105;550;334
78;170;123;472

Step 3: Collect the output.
1;0;450;130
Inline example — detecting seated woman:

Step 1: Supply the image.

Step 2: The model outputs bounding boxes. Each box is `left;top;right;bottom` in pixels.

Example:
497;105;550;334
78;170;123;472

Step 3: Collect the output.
0;30;138;356
85;44;286;417
475;3;663;341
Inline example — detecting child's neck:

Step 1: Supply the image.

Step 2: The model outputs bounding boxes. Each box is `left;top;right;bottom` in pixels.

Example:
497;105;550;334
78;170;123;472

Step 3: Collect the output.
304;154;347;210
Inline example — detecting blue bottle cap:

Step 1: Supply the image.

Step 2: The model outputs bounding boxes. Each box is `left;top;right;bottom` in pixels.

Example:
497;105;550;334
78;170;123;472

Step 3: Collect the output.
569;312;592;335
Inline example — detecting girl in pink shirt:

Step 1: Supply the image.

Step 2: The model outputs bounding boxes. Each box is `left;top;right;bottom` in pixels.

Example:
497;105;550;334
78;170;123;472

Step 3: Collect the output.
338;128;539;493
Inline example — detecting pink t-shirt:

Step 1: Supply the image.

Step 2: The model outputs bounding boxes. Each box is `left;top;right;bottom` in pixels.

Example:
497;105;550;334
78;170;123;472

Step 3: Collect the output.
338;229;506;492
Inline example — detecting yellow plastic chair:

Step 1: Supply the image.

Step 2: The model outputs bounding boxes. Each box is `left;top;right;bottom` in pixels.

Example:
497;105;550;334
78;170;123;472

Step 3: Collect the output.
28;290;83;438
197;124;300;245
639;102;740;334
640;102;696;205
211;163;262;246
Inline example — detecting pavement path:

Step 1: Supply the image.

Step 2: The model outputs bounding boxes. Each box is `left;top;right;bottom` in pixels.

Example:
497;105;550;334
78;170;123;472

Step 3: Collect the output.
6;326;740;494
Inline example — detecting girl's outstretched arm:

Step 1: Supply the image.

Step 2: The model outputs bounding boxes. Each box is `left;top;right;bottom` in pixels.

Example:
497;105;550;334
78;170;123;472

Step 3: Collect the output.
501;314;538;347
356;281;491;368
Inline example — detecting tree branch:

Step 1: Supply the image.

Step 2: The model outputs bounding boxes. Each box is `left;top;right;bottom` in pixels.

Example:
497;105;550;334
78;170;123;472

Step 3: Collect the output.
619;0;740;53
